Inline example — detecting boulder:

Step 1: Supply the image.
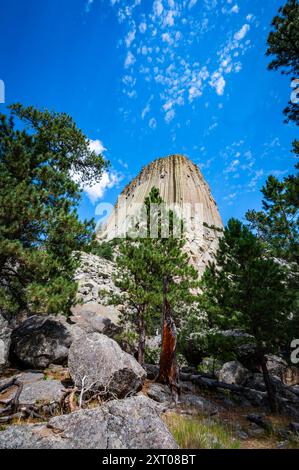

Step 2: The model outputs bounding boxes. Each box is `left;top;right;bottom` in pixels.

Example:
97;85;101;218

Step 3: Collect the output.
10;315;73;369
244;373;266;392
0;313;11;370
70;302;120;338
246;413;273;432
244;372;299;403
218;361;249;386
0;371;65;406
266;355;299;386
180;393;222;415
68;332;146;398
283;366;299;387
147;383;172;403
289;422;299;435
144;363;159;380
0;395;178;449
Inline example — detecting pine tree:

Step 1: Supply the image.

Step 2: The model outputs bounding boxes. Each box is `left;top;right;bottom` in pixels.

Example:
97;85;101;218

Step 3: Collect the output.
201;218;296;413
0;104;107;318
246;170;299;263
109;187;198;391
111;237;162;365
266;0;299;126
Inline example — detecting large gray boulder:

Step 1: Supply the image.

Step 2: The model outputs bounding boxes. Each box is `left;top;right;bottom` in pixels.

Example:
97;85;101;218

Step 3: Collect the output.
218;361;249;386
68;332;146;398
0;371;65;407
10;315;73;369
0;395;178;449
70;302;120;338
0;314;11;371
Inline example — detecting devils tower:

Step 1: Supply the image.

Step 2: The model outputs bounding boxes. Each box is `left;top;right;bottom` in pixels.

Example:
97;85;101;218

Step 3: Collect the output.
98;154;223;273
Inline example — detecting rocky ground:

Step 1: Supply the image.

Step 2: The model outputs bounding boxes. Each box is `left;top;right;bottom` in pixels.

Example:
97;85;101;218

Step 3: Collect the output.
0;252;299;449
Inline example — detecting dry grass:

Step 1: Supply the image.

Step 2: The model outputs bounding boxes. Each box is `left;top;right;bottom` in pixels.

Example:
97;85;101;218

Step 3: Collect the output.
163;412;240;449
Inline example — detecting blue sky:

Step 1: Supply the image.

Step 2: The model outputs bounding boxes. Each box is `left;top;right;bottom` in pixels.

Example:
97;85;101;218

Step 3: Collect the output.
0;0;297;226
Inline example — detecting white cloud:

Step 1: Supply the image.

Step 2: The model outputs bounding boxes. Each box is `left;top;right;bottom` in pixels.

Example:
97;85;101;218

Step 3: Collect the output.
83;171;122;204
234;24;250;41
165;109;175;123
71;137;122;203
210;72;226;95
89;139;106;154
108;0;255;125
164;11;175;27
141;102;150;119
224;192;236;200
188;85;202;102
118;158;128;169
231;4;239;13
125;28;136;48
224;158;240;173
223;192;237;205
124;51;136;68
207;121;218;133
149;117;157;129
139;22;147;33
248;169;263;190
85;0;93;13
153;0;163;17
162;32;173;45
188;0;197;9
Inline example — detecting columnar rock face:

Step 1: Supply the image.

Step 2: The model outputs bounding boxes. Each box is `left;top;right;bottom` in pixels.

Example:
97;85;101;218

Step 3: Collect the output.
98;154;223;273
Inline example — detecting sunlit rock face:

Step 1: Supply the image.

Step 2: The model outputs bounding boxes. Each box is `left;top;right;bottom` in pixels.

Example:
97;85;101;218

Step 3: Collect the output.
97;154;223;274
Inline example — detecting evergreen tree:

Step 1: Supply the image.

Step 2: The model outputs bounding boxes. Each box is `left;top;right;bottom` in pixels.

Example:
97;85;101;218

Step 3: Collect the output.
246;170;299;263
201;218;296;413
266;0;299;126
110;237;162;365
88;240;114;261
0;104;107;317
109;187;198;387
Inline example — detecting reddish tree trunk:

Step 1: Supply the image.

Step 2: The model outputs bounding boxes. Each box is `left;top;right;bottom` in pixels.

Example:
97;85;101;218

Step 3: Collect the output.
157;277;179;399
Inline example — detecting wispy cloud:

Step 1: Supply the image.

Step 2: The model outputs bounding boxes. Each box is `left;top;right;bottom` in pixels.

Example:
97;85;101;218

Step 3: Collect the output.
124;50;136;68
104;0;255;126
234;24;250;41
85;0;94;13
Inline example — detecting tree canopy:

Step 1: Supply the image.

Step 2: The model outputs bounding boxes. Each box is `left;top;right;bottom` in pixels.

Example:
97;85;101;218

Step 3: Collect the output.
0;104;107;317
108;187;198;368
246;172;299;263
266;0;299;127
200;218;297;411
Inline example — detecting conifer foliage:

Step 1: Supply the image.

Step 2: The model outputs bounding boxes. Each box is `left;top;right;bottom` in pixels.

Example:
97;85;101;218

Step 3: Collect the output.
0;104;107;317
110;187;198;391
201;218;297;412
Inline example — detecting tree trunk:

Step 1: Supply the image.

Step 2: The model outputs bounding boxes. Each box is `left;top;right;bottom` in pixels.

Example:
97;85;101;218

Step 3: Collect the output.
137;317;146;365
259;353;278;413
157;277;179;399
